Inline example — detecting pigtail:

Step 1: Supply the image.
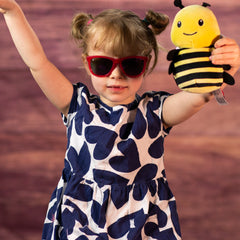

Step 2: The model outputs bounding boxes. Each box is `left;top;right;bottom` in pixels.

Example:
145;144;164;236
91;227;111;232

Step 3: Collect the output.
144;10;169;35
142;10;169;73
71;12;93;41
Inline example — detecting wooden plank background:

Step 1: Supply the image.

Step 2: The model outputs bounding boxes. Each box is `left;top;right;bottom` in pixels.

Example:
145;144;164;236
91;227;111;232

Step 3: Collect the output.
0;0;239;239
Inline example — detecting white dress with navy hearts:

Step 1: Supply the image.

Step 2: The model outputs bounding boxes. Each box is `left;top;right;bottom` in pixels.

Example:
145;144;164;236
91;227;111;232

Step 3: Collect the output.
42;82;182;240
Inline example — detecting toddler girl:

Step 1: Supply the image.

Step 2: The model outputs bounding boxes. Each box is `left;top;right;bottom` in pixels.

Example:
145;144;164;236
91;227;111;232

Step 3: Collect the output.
1;1;239;239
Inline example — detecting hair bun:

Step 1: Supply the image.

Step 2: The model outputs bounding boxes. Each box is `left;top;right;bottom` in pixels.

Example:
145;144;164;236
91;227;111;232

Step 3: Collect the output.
71;13;93;40
145;10;169;35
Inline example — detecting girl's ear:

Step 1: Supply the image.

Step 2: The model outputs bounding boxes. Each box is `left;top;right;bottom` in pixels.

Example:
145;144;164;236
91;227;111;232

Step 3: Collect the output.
82;54;91;76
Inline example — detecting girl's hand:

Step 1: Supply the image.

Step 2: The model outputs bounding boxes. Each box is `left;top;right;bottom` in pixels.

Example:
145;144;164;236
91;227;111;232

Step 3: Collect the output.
211;37;240;76
0;0;17;14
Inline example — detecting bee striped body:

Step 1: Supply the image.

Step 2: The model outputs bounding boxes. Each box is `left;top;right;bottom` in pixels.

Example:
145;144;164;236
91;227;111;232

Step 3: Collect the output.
171;47;224;93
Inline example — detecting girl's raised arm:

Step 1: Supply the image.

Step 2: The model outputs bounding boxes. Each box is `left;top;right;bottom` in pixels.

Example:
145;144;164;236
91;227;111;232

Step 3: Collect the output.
0;0;73;116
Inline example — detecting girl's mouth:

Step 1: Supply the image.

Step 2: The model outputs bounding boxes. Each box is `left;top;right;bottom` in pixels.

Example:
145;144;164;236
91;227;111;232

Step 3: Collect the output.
107;85;127;92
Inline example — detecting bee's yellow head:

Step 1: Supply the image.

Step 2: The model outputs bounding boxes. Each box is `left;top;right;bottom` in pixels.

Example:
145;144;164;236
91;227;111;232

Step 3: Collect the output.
171;2;221;48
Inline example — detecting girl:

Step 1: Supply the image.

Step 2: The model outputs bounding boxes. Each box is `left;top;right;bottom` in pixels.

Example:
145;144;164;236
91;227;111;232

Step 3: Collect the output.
1;1;239;239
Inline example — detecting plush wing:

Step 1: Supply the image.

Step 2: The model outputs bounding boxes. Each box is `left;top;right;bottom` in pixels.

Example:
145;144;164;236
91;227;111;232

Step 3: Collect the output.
223;72;235;85
167;49;180;75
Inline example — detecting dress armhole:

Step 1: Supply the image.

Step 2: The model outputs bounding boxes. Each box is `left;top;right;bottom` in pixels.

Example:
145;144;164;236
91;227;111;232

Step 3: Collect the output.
159;94;172;136
61;84;81;127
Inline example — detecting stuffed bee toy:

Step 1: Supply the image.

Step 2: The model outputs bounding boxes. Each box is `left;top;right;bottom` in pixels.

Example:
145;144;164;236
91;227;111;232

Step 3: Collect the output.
167;0;235;94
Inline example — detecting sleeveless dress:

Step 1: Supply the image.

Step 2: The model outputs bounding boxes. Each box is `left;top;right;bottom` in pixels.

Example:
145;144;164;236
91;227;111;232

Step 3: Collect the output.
42;82;182;240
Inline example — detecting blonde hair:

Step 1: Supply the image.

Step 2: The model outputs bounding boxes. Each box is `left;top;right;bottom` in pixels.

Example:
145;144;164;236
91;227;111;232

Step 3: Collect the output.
71;9;169;74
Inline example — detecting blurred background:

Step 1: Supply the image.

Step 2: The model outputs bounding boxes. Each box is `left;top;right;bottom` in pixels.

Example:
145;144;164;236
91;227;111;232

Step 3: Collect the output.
0;0;239;239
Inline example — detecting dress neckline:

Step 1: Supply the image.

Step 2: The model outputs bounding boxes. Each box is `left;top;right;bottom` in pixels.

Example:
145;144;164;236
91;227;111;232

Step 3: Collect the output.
97;94;140;112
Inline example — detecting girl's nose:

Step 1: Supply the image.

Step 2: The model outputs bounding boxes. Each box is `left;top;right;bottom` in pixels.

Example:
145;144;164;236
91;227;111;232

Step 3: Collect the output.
109;64;126;79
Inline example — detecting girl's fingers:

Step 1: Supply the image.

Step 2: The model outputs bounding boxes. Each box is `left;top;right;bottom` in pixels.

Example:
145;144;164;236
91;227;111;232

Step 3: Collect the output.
211;38;240;67
214;37;237;48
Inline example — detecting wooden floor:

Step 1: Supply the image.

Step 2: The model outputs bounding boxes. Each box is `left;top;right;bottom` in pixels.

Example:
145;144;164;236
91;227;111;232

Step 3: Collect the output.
0;1;240;239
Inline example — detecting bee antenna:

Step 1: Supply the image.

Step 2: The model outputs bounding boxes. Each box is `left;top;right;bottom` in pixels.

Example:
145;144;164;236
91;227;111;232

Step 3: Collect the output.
202;2;211;7
174;0;185;9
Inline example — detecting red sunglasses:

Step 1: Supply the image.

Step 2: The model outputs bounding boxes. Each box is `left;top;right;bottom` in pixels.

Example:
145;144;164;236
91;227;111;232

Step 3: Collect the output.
86;56;148;78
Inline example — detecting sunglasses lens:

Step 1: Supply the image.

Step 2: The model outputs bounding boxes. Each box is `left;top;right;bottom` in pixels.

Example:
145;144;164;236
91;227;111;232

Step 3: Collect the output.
122;58;146;77
90;58;113;76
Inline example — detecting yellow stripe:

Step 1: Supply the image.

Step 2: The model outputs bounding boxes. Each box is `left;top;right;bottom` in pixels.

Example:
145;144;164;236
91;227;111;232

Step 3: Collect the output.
174;57;210;67
178;78;223;88
182;86;220;94
178;79;196;88
180;48;212;55
176;67;223;78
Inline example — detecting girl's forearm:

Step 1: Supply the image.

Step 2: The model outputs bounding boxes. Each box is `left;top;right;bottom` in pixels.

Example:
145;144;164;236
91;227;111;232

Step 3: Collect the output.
163;91;214;128
3;2;48;71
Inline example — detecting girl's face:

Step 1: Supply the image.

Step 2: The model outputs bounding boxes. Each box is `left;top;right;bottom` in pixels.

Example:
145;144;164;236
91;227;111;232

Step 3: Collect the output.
83;48;146;107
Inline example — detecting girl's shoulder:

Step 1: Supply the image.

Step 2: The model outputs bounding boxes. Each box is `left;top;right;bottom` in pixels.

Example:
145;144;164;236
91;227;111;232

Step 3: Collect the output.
138;90;172;107
141;90;171;99
69;82;99;111
62;82;98;125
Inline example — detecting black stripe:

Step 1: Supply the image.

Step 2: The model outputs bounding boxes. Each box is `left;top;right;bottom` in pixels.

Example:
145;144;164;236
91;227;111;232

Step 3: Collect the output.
175;62;221;73
176;72;223;85
176;51;211;62
182;82;222;89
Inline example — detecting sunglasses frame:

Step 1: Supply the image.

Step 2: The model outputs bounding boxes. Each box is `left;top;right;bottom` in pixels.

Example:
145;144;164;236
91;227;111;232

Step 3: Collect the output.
86;55;149;78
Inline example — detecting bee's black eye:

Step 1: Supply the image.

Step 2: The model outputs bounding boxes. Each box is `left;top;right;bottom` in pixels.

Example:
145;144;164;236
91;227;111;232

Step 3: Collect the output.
198;19;204;26
177;21;182;28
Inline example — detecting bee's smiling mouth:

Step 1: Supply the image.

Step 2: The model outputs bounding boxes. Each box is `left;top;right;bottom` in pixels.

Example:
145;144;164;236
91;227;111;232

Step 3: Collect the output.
183;32;197;36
